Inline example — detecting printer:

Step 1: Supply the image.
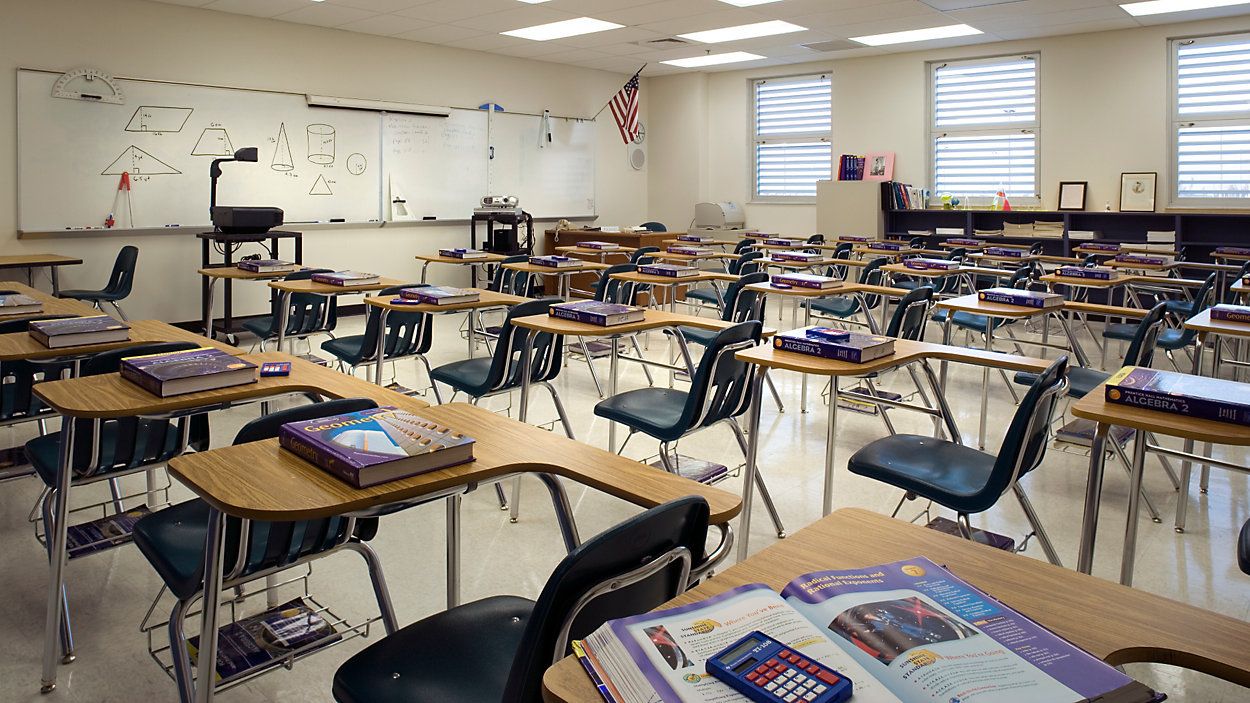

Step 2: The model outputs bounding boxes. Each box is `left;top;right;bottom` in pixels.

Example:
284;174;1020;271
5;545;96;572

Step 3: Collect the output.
693;202;745;231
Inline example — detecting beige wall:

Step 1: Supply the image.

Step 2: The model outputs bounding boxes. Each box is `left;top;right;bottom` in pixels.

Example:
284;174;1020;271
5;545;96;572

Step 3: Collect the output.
649;15;1250;237
0;0;648;322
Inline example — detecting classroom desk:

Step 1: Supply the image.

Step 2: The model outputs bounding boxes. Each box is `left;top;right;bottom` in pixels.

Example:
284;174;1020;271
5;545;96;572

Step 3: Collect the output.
0;254;81;295
553;245;636;265
1106;259;1177;274
968;252;1037;266
1232;278;1249;298
732;339;1049;559
852;245;921;258
542;507;1250;703
938;240;988;249
504;261;608;299
0;318;241;363
414;252;507;284
0;281;100;321
881;262;1008;297
662;238;736;248
608;269;721;311
198;266;318;339
268;276;409;353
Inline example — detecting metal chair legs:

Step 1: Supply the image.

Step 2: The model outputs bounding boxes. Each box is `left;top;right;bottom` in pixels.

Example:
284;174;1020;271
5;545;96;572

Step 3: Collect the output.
728;420;787;538
1013;484;1062;566
505;382;575;524
576;336;606;398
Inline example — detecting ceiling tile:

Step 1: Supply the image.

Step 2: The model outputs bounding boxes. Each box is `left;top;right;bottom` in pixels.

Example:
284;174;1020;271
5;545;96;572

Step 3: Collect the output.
201;0;310;18
392;23;486;43
794;1;947;32
555;25;669;48
153;0;215;6
944;0;1111;22
272;3;377;27
393;0;519;24
597;0;743;26
635;8;776;36
326;0;434;13
975;5;1128;31
991;17;1138;39
336;13;432;35
446;5;583;33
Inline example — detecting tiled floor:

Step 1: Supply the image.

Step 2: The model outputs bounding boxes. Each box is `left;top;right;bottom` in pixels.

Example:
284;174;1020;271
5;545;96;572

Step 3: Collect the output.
0;307;1246;701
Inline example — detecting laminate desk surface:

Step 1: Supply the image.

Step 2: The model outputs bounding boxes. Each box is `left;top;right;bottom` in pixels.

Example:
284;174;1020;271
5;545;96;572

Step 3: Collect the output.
661;239;735;247
414;252;509;265
0;319;240;362
1036;254;1087;265
745;282;909;299
1232;279;1249;296
0;282;99;320
1040;272;1135;288
1214;251;1250;262
934;293;1053;319
1106;259;1176;271
882;263;1005;278
737;334;1051;376
852;246;922;257
198;266;313;281
554;245;636;257
268;277;410;295
1184;308;1250;338
503;261;609;275
608;270;719;286
0;254;82;269
33;351;425;420
542;507;1250;701
511;309;775;338
362;289;527;313
968;252;1038;264
1072;375;1250;445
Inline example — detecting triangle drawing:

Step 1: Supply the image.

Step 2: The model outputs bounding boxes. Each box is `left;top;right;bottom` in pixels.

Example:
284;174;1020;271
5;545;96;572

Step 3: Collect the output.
192;127;234;156
309;174;333;196
101;146;181;176
271;123;294;172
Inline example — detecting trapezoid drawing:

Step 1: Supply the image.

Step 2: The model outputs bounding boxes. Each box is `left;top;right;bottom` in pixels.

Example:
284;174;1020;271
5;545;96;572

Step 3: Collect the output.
101;146;181;176
309;173;333;196
125;106;193;133
271;123;294;172
192;127;234;156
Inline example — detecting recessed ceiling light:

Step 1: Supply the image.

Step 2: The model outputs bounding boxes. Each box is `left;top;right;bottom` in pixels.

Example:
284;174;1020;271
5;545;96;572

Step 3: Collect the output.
502;17;624;41
850;23;982;47
517;0;552;4
661;52;767;68
1120;0;1250;15
678;20;806;44
717;0;784;6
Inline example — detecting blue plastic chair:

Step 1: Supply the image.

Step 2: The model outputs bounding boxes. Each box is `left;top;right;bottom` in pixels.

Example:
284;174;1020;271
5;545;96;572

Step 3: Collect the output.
58;245;137;321
321;283;438;398
242;268;338;351
1102;273;1214;371
640;221;667;232
805;257;889;326
0;315;73;442
684;251;764;311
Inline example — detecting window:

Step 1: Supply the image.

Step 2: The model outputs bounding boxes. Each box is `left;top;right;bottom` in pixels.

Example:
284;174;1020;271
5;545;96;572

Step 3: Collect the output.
1172;33;1250;204
930;54;1039;203
752;74;831;200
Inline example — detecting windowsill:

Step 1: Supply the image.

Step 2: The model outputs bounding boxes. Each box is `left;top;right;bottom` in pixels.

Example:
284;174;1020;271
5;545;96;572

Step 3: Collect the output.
749;199;817;205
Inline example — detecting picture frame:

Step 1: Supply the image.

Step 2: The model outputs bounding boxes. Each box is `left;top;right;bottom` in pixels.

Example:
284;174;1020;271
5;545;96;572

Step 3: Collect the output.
862;151;895;182
1119;172;1157;213
1057;181;1087;211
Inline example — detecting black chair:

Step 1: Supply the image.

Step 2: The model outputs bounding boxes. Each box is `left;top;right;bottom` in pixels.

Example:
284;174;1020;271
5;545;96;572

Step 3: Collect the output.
848;357;1069;565
640;221;667;232
242;268;338;351
1101;273;1215;371
1239;519;1250;575
684;251;764;311
489;255;538;297
57;245;137;320
134;398;397;702
733;238;757;255
0;314;74;481
332;496;712;703
573;264;654;396
321;283;438;396
805;257;889;328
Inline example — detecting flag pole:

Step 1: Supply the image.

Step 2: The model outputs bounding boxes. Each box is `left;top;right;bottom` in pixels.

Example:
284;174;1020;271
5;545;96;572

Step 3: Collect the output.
592;64;646;120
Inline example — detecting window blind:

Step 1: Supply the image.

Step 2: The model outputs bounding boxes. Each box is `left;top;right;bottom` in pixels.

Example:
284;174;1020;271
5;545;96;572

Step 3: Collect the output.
753;75;831;198
1175;35;1250;201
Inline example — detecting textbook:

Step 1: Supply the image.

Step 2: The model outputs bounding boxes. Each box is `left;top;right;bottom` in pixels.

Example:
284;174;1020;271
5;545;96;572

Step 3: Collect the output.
1113;254;1168;266
1056;266;1115;280
28;315;130;349
579;241;621;250
310;270;380;286
771;251;824;264
66;506;151;558
677;234;714;243
1215;246;1250;256
984;246;1025;258
1078;242;1121;252
237;259;299;274
639;263;700;278
666;246;712;256
1209;303;1250;323
944;238;980;246
120;347;258;397
1106;366;1250;426
549;300;646;326
771;273;840;290
774;328;895;363
399;286;479;306
837;235;869;243
935;228;965;237
0;293;42;316
530;255;582;268
279;406;475;488
577;557;1156;703
977;288;1064;309
866;241;902;251
188;597;340;683
764;238;801;247
439;248;489;259
902;258;958;271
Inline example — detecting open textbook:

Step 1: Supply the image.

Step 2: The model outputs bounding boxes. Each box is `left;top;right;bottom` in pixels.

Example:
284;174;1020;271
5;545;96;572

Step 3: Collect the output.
577;557;1157;703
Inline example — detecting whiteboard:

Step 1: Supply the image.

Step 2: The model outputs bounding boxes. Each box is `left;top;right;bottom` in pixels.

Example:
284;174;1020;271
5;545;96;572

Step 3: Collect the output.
17;69;382;232
382;110;487;220
488;112;596;218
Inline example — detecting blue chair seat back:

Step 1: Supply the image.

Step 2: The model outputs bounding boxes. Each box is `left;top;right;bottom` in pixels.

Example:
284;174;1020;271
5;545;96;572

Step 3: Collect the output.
727;251;764;276
594;264;641;305
985;356;1068;499
0;314;74;420
682;320;762;431
356;284;434;364
886;286;934;340
487;298;567;391
719;272;769;323
269;268;338;337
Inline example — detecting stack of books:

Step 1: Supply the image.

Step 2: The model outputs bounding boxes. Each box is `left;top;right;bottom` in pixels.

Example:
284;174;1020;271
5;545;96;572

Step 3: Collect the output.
529;255;581;269
1057;266;1115;280
984;246;1026;258
310;271;380;286
0;292;42;317
867;241;902;252
772;251;824;264
936;228;965;237
666;245;711;256
676;234;714;244
237;259;299;274
279;406;475;488
774;327;895;363
188;597;340;683
906;229;935;237
639;263;699;278
399;286;479;306
439;248;489;259
549;300;646;326
120;347;258;397
883;181;926;210
28;315;130;349
903;258;959;271
837;154;865;180
973;228;1005;237
1121;243;1175;254
978;288;1064;309
771;273;839;290
1106;366;1250;425
1067;230;1098;241
1147;230;1177;245
1210;303;1250;323
1215;246;1250;257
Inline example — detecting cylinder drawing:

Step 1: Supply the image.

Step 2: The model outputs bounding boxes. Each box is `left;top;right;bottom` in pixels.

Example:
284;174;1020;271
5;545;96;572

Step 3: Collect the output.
307;123;336;165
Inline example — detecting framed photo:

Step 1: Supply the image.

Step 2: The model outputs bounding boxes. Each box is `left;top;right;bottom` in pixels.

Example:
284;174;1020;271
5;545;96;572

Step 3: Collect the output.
863;151;895;182
1057;181;1087;211
1119;172;1157;212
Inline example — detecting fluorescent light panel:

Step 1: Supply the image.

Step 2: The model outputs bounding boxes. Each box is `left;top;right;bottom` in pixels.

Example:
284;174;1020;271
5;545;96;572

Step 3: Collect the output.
717;0;784;6
517;0;551;4
661;52;766;68
1121;0;1250;15
678;20;806;44
502;17;623;41
850;23;981;46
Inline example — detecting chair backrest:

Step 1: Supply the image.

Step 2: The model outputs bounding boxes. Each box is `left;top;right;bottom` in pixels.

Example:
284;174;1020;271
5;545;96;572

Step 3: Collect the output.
1123;302;1169;368
908;236;926;249
490;256;533;297
356;284;434;363
719;272;769;323
640;221;667;232
0;314;75;420
594;263;640;304
264;268;338;337
727;250;764;276
1187;272;1217;317
857;257;889;309
502;496;710;703
885;286;934;340
1007;265;1032;290
681;320;763;431
983;356;1069;508
484;297;566;392
944;247;967;262
733;238;756;254
105;245;139;297
823;243;854;279
803;234;825;253
1082;254;1099;267
630;246;660;265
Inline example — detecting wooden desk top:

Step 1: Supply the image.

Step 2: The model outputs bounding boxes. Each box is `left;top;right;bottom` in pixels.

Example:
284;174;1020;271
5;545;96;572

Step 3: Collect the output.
0;282;100;320
1127;275;1206;288
414;252;508;265
33;352;426;419
1072;373;1250;445
503;262;609;275
1184;308;1250;338
608;270;718;286
746;282;909;299
882;263;1000;278
1041;273;1133;288
268;277;409;294
1232;279;1249;295
512;309;775;338
198;266;312;281
1214;251;1250;262
1175;261;1241;273
1036;254;1086;265
758;257;840;269
553;245;636;257
0;319;241;362
363;289;527;313
737;333;1050;376
168;402;742;523
1106;259;1175;271
544;508;1250;701
935;293;1052;319
661;239;734;247
0;254;83;269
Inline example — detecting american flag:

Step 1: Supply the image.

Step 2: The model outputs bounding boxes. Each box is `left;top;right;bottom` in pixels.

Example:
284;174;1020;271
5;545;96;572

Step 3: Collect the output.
609;68;643;144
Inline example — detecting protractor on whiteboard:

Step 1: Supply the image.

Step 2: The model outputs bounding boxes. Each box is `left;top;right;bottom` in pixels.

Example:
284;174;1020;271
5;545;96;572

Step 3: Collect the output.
52;67;125;104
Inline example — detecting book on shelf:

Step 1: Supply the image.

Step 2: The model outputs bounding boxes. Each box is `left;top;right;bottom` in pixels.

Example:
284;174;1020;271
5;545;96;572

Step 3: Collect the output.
0;293;42;316
399;286;479;306
667;246;712;256
646;455;728;484
549;300;647;326
639;263;699;279
1055;418;1136;448
576;556;1156;703
1034;219;1064;231
881;181;927;210
279;406;475;489
838;154;866;181
771;273;840;290
973;228;1004;237
902;258;959;271
237;259;299;274
1056;266;1115;281
984;246;1026;258
837;385;903;415
1067;230;1098;241
1120;243;1175;254
978;288;1063;309
310;270;380;286
439;248;489;259
1210;303;1250;323
1216;246;1250;256
924;516;1016;551
771;251;824;263
676;234;714;244
936;229;966;238
905;229;934;237
187;597;340;683
28;315;130;349
774;328;895;363
1078;242;1121;252
529;255;582;269
66;505;151;558
1146;231;1176;244
120;347;258;397
1106;366;1250;426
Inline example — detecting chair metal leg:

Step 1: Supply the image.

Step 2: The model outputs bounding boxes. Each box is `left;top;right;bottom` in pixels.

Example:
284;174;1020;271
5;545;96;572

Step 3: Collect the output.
657;443;678;474
729;419;786;538
629;336;655;386
862;379;898;436
110;301;129;322
509;477;522;523
543;382;576;439
167;598;196;703
417;355;443;404
577;336;605;398
493;482;509;510
344;541;399;635
764;373;785;413
1013;485;1062;566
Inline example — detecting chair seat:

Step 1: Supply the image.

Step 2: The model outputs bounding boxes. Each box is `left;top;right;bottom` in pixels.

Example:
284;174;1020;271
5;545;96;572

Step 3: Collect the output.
1156;328;1190;351
321;334;367;365
430;357;494;397
806;296;858;318
892;279;922;291
847;434;999;514
931;308;1002;332
1103;322;1139;341
57;289;122;302
26;422;183;487
1163;298;1192;317
1239;519;1250;575
132;499;216;600
675;325;718;347
683;288;721;305
333;595;533;703
1013;366;1107;398
594;387;689;442
241;316;276;340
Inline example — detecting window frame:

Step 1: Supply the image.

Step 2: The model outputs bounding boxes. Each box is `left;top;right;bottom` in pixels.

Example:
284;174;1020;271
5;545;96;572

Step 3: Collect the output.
927;53;1042;207
749;72;832;204
1169;31;1250;208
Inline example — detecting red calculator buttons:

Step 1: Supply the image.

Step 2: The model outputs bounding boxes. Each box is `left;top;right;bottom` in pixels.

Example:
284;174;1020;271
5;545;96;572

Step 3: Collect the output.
815;670;841;685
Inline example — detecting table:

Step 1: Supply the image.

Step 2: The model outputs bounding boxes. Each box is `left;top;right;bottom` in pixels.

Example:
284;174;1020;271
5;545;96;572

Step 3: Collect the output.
0;318;241;363
198;266;316;339
503;261;608;299
0;254;81;294
542;508;1250;702
881;262;1008;297
553;245;636;265
733;339;1049;559
0;281;100;322
852;245;921;258
414;252;507;284
198;231;302;338
268;277;409;353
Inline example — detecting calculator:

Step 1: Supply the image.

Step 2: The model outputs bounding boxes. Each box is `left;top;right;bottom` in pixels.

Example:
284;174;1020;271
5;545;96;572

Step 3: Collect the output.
707;631;852;703
259;361;291;377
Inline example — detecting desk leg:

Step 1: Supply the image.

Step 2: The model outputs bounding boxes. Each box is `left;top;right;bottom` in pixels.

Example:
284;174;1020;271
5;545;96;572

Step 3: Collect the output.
1177;333;1204;533
980;319;993;450
920;360;963;445
274;291;292;355
801;302;811;413
193;508;227;703
468;308;477;359
51;266;60;296
737;368;766;562
608;335;619;453
1054;310;1090;368
420;261;431;284
373;308;390;386
823;378;839;516
446;493;461;608
517;329;538;424
40;416;76;693
202;278;216;339
1076;422;1110;574
537;473;581;552
940;315;953;391
1119;428;1149;587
